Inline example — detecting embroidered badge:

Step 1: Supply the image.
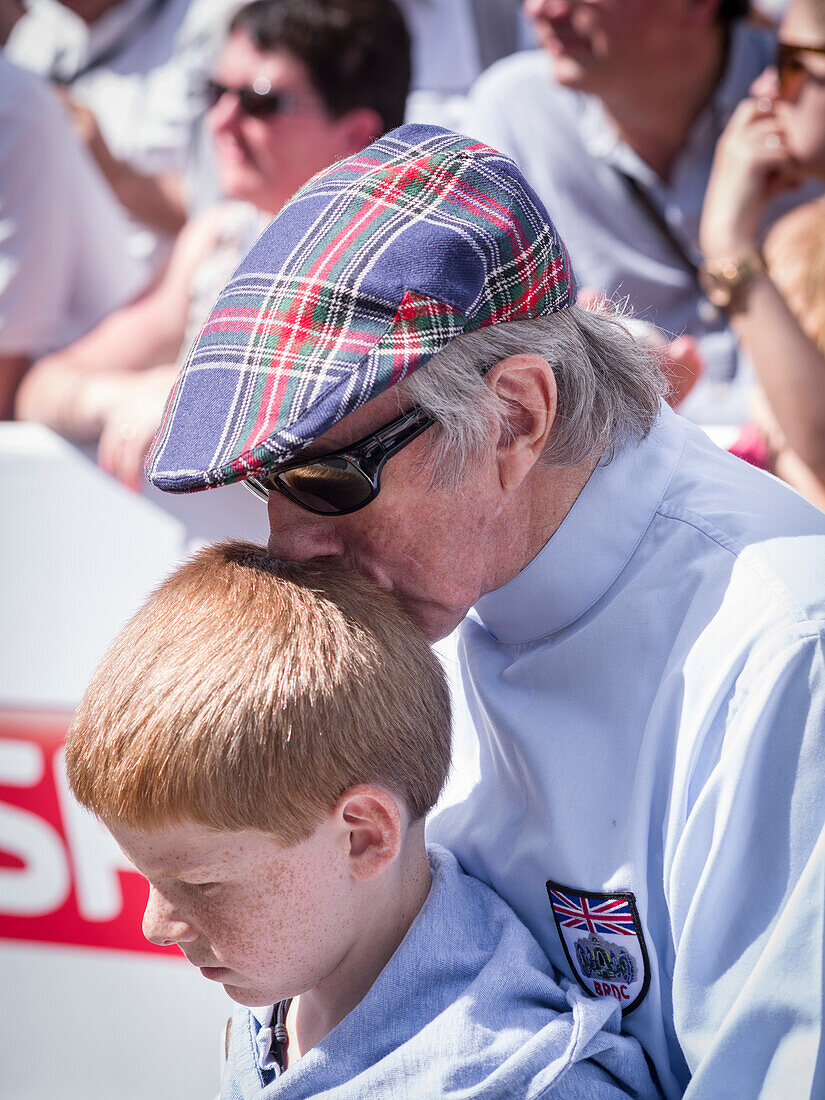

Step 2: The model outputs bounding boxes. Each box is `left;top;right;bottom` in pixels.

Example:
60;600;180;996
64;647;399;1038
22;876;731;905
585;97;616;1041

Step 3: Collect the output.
546;881;650;1014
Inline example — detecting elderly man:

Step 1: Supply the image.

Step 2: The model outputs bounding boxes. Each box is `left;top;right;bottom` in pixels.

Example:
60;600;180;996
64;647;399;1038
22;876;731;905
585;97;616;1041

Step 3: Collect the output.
147;126;825;1097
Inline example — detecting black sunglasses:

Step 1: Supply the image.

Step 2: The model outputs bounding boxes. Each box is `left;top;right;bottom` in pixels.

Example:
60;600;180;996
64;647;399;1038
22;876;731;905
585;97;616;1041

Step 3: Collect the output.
245;406;436;516
205;78;315;119
776;41;825;99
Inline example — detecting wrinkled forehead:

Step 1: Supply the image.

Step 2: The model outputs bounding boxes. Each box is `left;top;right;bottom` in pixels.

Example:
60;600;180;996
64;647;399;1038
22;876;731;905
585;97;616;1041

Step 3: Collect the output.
291;388;407;461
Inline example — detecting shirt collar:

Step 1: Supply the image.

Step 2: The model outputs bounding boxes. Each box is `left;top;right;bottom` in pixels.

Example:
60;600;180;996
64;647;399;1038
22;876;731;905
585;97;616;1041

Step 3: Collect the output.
48;0;164;80
471;404;685;644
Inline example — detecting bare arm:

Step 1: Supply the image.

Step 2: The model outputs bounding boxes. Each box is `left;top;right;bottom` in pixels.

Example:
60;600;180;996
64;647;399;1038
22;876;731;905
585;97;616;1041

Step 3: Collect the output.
61;93;187;236
96;362;180;490
0;353;29;420
98;162;187;239
14;208;220;440
729;269;825;479
700;98;825;481
775;446;825;510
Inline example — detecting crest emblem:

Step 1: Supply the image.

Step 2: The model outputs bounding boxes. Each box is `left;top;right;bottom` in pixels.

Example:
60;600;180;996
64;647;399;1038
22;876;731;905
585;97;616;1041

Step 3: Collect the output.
546;881;650;1014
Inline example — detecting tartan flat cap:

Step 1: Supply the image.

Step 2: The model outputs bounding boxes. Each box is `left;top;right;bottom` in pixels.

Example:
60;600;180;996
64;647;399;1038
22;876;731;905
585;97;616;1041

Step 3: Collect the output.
147;123;576;493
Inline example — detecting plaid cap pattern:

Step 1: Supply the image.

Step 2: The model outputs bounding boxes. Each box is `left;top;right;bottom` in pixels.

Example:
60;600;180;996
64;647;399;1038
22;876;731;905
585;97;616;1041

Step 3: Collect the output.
147;124;576;492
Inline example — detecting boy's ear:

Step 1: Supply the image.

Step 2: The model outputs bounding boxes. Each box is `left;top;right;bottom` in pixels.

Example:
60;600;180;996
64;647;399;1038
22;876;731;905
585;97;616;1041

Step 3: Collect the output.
486;354;557;491
336;785;403;881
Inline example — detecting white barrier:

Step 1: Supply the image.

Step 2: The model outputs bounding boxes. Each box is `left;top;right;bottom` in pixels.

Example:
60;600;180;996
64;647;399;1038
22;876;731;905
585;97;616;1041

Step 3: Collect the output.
0;424;485;1100
0;424;268;1100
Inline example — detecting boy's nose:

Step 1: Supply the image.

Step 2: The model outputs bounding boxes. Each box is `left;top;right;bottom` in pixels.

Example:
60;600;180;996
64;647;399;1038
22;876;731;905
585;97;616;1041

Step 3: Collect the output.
142;887;199;947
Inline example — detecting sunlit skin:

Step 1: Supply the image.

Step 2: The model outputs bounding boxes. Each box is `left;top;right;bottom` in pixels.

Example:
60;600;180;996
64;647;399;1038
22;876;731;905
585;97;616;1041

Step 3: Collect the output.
209;33;379;215
701;0;825;259
523;0;704;94
522;0;727;180
266;355;601;642
108;786;432;1060
698;0;825;496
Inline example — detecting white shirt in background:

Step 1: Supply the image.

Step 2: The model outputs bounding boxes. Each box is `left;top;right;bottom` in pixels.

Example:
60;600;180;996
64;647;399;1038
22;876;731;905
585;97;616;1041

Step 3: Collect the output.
0;57;145;358
6;0;236;266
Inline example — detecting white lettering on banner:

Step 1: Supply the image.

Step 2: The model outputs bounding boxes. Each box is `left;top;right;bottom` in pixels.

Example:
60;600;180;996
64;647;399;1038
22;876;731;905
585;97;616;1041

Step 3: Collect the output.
0;740;70;915
53;747;133;921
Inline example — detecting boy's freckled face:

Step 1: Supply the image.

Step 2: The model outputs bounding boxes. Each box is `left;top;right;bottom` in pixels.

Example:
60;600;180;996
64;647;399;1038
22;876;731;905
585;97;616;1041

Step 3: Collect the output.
108;819;359;1007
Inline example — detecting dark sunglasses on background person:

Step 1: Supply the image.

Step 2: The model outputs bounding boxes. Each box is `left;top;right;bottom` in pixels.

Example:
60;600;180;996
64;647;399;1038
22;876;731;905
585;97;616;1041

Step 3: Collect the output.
204;78;320;119
776;41;825;99
245;406;436;515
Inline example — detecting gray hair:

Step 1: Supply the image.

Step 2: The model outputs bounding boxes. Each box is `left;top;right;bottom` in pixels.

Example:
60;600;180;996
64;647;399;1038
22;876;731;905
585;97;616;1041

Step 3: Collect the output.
394;303;666;488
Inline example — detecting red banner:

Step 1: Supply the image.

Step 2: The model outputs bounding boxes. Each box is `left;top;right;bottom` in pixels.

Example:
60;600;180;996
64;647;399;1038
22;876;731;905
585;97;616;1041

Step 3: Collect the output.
0;707;178;956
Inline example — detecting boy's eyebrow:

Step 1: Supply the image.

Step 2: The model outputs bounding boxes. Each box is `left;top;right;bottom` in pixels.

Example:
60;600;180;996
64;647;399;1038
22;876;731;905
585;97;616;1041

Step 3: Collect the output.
139;856;221;878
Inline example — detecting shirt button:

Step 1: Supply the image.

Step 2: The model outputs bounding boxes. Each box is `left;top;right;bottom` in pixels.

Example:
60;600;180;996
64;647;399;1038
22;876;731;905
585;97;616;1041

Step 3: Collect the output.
698;299;721;324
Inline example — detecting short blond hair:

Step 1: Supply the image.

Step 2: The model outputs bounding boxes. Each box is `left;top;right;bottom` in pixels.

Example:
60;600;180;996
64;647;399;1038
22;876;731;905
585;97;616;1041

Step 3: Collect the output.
66;542;451;844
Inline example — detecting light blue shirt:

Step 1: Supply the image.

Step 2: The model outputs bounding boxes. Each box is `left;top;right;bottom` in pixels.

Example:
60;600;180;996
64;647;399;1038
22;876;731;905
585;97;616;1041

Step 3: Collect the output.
463;25;786;387
221;845;658;1099
430;405;825;1097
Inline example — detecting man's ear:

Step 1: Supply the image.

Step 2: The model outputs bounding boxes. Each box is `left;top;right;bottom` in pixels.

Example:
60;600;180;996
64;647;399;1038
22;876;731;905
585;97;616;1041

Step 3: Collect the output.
336;785;403;881
486;354;557;490
336;107;384;156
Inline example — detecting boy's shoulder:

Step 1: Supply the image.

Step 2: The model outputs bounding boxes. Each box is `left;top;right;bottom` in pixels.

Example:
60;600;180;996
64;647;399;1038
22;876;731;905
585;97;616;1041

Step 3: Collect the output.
222;844;658;1099
419;842;564;985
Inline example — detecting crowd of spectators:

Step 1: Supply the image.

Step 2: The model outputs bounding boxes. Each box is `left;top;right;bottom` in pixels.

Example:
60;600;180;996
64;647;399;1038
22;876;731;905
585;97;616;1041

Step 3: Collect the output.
3;2;825;1094
11;0;411;485
2;0;824;510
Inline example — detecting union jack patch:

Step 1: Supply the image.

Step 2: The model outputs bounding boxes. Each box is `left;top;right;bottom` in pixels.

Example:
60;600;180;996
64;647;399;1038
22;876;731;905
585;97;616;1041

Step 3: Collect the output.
546;881;650;1015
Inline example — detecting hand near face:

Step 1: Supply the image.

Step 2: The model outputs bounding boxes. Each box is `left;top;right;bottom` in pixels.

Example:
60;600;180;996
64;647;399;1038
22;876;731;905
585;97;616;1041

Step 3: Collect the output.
700;97;801;260
96;366;176;492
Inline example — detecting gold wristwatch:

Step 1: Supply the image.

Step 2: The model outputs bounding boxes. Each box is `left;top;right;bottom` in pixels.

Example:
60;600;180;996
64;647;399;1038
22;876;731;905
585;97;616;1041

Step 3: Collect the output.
698;252;765;312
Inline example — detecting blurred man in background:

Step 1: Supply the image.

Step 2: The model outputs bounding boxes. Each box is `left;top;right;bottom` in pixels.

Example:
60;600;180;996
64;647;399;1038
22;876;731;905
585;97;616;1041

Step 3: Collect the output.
464;0;804;422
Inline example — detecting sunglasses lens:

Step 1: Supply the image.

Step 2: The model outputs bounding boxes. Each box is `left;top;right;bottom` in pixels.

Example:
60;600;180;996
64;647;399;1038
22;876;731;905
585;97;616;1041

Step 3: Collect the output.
777;46;806;98
239;90;281;118
781;67;802;99
205;81;281;117
205;80;224;107
277;458;374;514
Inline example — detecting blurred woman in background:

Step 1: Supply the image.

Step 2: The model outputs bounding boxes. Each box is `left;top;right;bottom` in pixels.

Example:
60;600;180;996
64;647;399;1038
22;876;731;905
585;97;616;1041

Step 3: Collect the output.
700;0;825;508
